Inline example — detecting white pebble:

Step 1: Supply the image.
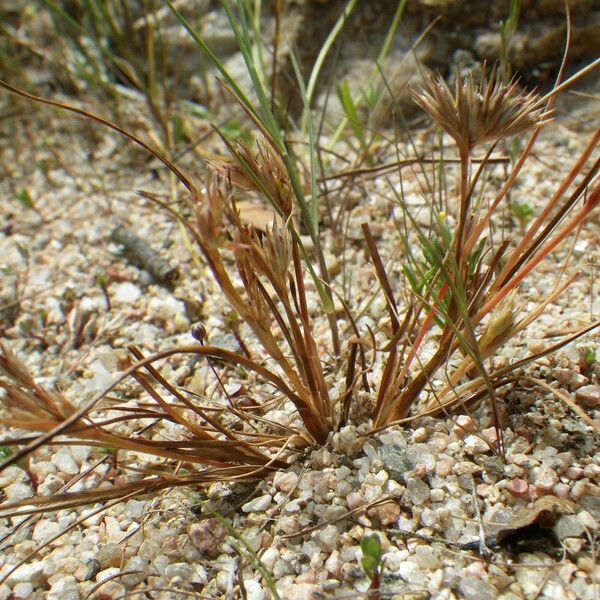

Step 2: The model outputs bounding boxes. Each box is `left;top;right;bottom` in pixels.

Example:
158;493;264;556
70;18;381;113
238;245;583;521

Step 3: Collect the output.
52;446;79;475
4;482;32;502
413;545;441;570
12;582;33;599
314;524;339;552
244;579;266;600
33;520;61;543
464;435;490;454
241;494;272;513
47;575;80;600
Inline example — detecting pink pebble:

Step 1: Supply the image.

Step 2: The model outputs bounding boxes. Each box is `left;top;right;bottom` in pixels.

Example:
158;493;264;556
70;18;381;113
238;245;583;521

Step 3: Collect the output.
507;478;529;499
552;483;571;499
452;415;478;439
481;427;499;446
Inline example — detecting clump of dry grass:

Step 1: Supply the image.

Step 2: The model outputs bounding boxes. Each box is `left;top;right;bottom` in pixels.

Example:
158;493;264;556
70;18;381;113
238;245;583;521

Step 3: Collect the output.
0;49;598;511
367;62;599;458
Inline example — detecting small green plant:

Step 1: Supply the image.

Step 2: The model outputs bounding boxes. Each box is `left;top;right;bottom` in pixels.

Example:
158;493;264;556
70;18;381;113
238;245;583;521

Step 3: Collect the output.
509;200;534;233
499;0;521;81
360;533;383;599
579;347;597;377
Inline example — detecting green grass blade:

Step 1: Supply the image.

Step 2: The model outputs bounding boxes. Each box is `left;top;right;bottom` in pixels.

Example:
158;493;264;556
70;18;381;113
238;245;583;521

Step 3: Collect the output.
162;0;256;119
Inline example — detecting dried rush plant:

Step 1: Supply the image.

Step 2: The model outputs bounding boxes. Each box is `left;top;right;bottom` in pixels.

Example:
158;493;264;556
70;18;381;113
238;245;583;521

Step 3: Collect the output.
0;61;598;514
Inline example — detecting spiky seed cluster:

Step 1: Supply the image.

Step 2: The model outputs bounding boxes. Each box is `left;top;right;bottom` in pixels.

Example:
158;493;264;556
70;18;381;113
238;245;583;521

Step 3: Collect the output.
194;177;227;247
412;68;549;156
233;235;272;325
233;224;292;297
208;138;294;218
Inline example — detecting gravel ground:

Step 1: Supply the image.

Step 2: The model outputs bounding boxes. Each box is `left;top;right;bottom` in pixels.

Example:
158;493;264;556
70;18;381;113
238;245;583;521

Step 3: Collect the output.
0;84;599;600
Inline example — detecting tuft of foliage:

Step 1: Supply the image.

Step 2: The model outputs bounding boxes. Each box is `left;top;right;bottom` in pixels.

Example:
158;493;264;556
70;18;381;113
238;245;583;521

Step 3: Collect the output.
0;2;598;514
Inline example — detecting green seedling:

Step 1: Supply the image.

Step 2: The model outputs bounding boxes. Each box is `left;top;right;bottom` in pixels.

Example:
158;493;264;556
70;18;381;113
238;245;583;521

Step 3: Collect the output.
510;200;534;233
499;0;521;81
338;80;367;151
579;347;597;377
14;189;34;210
361;533;382;599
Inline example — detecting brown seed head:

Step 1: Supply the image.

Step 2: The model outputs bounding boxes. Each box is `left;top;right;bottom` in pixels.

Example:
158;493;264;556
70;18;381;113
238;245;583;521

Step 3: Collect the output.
412;67;549;155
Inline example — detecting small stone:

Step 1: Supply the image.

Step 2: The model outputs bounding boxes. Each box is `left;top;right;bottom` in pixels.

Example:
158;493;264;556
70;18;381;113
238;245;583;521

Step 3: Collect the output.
261;547;279;570
413;545;441;570
241;494;272;513
552;483;571;499
346;491;367;511
452;415;478;438
435;457;453;477
103;516;124;543
314;524;339;552
430;488;444;502
566;466;584;480
32;520;62;543
121;557;149;588
555;367;575;385
464;435;490;454
278;583;321;599
244;579;266;600
112;282;141;305
533;466;558;493
571;373;590;389
571;479;593;500
412;427;428;442
4;482;33;502
404;479;430;505
458;577;498;600
565;538;584;555
273;471;299;493
323;505;347;522
273;558;293;579
368;501;401;526
51;447;79;475
189;518;226;558
94;580;125;599
578;555;597;574
74;559;99;583
577;510;598;530
507;478;529;499
575;385;600;408
554;515;585;540
95;567;121;584
5;562;46;587
12;582;33;599
324;550;341;578
96;543;122;569
583;463;600;478
47;575;80;600
453;461;480;476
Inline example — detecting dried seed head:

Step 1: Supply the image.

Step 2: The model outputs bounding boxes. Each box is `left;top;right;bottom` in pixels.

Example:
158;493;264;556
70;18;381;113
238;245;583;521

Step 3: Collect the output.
412;67;549;155
206;137;294;218
195;178;227;246
255;140;294;217
262;223;292;283
478;292;519;354
231;227;271;322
